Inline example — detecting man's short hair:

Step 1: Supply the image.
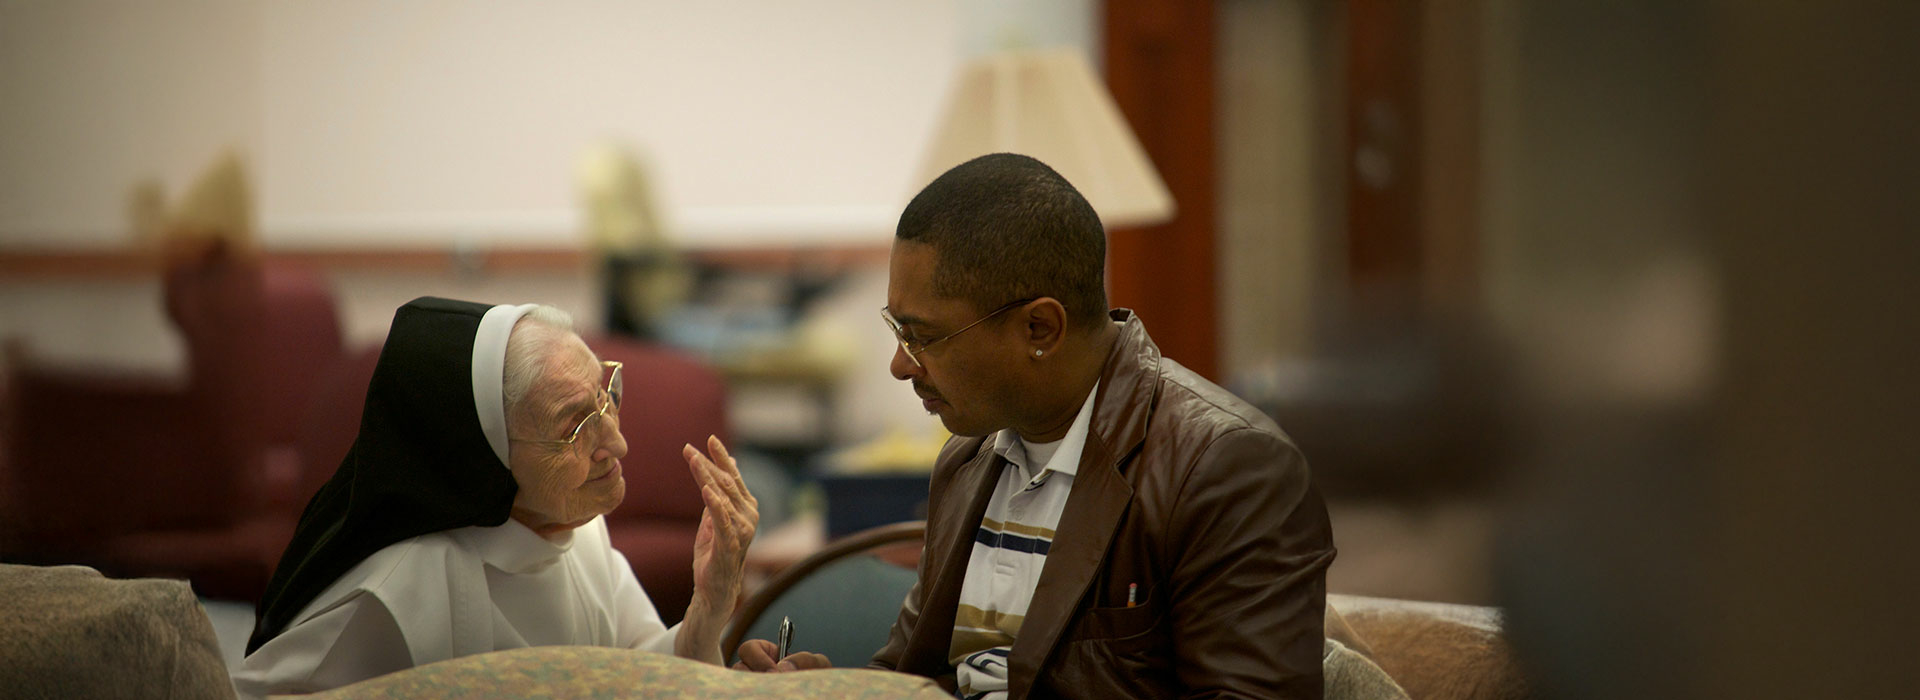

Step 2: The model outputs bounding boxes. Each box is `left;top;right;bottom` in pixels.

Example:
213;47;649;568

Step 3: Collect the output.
896;153;1108;329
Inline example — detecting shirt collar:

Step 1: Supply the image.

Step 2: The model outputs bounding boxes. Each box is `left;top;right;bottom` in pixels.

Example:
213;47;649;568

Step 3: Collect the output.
991;381;1099;479
450;516;578;574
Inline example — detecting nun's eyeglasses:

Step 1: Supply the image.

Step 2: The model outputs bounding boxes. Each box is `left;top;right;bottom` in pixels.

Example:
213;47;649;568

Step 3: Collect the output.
510;361;622;447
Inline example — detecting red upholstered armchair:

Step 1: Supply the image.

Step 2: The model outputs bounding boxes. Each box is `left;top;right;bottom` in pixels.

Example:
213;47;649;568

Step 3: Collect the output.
0;251;345;601
582;335;726;627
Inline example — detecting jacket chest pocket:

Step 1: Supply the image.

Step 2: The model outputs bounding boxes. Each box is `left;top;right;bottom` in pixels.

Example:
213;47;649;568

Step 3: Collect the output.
1066;528;1166;650
1054;600;1175;696
1069;601;1157;639
1064;584;1162;655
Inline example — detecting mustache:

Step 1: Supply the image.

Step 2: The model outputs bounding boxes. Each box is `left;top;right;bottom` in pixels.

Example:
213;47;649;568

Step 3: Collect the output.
912;381;941;401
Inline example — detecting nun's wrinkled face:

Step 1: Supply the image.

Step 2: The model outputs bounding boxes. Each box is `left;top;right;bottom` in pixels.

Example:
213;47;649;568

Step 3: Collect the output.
505;334;628;537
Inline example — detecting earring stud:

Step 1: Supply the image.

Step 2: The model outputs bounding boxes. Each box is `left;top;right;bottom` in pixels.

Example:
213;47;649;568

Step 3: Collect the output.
1034;349;1044;357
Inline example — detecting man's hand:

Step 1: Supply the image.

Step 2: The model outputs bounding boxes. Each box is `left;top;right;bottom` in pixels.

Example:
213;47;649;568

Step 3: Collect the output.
731;638;832;672
674;435;758;664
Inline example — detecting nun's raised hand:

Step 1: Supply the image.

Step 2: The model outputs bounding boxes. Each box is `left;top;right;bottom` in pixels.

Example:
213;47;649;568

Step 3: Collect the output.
678;435;758;661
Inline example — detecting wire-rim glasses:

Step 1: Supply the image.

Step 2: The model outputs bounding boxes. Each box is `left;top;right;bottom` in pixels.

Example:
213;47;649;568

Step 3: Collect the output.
881;298;1035;368
509;360;623;447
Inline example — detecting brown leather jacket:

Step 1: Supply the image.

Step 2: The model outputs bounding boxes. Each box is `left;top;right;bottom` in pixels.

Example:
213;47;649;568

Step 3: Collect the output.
871;310;1336;699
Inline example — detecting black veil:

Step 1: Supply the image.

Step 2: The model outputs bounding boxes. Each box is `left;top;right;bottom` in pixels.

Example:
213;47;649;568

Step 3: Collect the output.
246;297;529;654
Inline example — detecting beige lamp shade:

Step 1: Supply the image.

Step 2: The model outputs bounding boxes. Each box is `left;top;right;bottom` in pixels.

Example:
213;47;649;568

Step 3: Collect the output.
170;150;255;246
577;143;668;253
916;48;1175;229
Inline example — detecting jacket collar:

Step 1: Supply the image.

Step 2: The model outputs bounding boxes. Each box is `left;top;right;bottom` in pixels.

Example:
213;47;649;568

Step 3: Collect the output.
907;442;1004;678
910;310;1164;690
1082;309;1159;466
1005;309;1160;697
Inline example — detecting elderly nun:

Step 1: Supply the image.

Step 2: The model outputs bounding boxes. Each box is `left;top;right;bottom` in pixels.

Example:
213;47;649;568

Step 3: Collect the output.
232;297;756;697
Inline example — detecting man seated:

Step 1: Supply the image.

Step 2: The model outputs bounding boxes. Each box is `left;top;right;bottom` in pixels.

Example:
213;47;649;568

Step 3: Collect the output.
235;297;758;697
737;153;1336;698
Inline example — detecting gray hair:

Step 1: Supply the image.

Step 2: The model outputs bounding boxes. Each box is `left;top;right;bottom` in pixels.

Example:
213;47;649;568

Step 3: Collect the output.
501;305;577;422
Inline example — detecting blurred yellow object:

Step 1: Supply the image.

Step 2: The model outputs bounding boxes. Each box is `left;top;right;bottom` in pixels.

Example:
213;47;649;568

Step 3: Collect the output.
578;143;691;337
835;424;950;474
577;144;667;253
164;150;254;256
710;304;858;388
792;311;858;375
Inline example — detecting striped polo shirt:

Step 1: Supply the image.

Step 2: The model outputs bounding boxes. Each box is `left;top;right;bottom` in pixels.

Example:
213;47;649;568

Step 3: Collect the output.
950;383;1099;700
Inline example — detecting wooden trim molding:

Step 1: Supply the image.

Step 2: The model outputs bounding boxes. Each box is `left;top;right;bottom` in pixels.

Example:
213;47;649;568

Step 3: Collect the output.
0;244;890;279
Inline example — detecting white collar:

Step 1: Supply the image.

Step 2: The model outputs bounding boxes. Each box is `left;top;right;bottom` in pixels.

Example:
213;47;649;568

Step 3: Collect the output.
991;381;1099;479
449;516;578;575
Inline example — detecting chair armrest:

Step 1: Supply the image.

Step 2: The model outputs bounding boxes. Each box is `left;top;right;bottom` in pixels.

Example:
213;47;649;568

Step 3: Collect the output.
4;366;235;539
1328;594;1530;700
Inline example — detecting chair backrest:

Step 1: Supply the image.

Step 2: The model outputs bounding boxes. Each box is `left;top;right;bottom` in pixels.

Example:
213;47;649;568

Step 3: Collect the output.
1;366;223;539
165;254;344;456
286;344;385;509
723;521;925;667
250;262;347;446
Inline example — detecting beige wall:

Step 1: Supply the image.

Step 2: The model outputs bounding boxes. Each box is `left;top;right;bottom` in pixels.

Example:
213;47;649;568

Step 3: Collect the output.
0;0;264;243
0;0;968;249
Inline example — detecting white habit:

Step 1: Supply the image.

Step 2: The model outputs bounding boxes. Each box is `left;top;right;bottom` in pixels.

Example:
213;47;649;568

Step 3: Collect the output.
232;515;677;698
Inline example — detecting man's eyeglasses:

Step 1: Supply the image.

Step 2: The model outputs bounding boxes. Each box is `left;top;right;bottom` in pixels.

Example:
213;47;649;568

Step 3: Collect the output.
881;299;1034;368
510;360;623;447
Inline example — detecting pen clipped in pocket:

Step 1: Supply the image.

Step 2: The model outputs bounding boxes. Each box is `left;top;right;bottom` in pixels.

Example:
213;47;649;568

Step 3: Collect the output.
1070;585;1157;641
